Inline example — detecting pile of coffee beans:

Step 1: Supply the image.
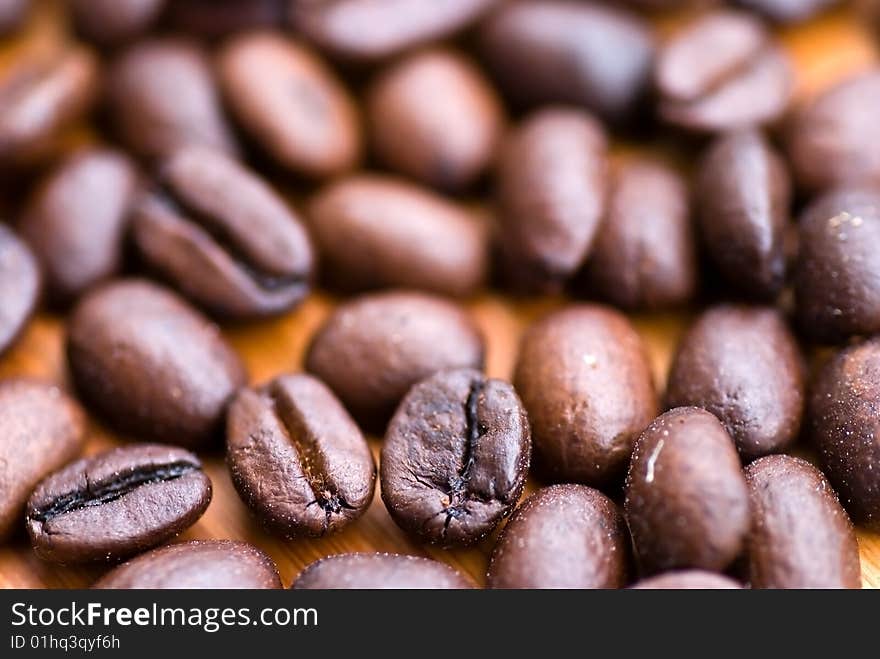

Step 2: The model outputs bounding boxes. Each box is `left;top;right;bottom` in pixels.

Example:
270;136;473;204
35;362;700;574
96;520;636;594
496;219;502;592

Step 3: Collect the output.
2;0;877;589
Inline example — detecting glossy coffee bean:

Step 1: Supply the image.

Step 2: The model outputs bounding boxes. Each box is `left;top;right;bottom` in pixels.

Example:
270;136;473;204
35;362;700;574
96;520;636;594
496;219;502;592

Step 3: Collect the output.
18;148;139;304
381;369;530;546
306;291;485;432
625;407;750;573
132;146;313;319
167;0;285;38
514;305;657;486
292;553;474;589
227;374;375;537
69;0;165;45
496;108;608;293
665;306;805;461
27;444;212;564
0;379;85;540
218;32;360;179
733;0;840;24
67;279;246;448
0;224;40;356
306;175;488;297
0;0;27;34
745;455;861;589
630;571;742;589
94;540;281;589
487;484;630;589
808;337;880;530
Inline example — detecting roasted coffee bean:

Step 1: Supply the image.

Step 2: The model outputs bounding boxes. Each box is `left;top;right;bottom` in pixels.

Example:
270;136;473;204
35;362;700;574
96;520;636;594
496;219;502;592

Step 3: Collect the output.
794;187;880;343
625;407;750;573
227;374;375;537
167;0;285;38
306;291;485;432
132;146;313;319
745;455;861;589
94;540;281;589
366;48;503;191
629;571;742;589
665;306;805;460
480;1;654;122
68;0;165;45
733;0;840;24
27;444;212;563
808;337;880;530
18;148;138;304
0;379;85;541
107;39;238;161
696;130;791;300
0;0;27;34
656;10;793;132
67;279;246;448
514;305;657;486
218;32;360;179
292;553;474;589
487;484;630;589
496;108;608;293
0;224;40;356
381;369;530;546
292;0;498;62
581;158;696;310
306;175;488;297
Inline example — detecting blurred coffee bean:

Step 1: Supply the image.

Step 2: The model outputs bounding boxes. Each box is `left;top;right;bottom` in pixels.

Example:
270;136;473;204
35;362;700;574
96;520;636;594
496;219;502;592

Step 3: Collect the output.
167;0;285;38
0;0;27;34
630;571;742;589
732;0;840;23
68;0;166;46
293;553;474;589
0;224;40;356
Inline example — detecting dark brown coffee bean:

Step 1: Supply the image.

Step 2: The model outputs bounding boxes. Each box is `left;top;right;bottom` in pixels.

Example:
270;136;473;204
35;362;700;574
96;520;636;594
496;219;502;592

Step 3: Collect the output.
487;484;630;589
0;0;27;34
0;224;40;356
292;553;474;589
218;32;360;179
306;175;488;297
733;0;840;24
630;571;742;589
93;540;281;589
808;337;880;530
625;407;749;574
514;305;657;486
745;455;861;589
496;108;608;293
67;279;246;448
480;1;655;122
132;146;313;319
107;39;238;161
366;48;503;191
227;374;375;537
381;369;530;546
167;0;285;38
27;444;212;564
665;305;805;461
306;291;485;432
292;0;498;63
69;0;165;45
696;130;791;300
0;379;85;540
581;158;696;310
18;148;138;305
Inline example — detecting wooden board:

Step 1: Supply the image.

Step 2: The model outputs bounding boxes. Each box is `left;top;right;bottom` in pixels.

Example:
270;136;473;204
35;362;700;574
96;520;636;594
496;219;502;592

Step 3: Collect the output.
1;1;879;589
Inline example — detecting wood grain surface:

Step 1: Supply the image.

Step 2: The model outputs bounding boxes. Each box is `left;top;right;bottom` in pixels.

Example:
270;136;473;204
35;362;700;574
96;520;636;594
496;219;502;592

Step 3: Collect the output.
1;1;879;589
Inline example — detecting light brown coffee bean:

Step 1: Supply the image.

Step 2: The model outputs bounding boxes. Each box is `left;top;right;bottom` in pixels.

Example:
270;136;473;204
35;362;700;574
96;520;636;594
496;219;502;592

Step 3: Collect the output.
0;224;40;355
69;0;166;45
293;553;475;589
629;571;742;589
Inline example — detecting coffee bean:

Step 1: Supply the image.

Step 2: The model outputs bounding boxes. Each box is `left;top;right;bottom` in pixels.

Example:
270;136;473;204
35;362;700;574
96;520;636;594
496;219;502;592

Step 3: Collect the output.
0;224;40;356
514;305;657;486
27;444;212;563
480;1;655;122
696;130;791;300
18;148;139;305
381;369;530;546
167;0;285;38
0;379;85;540
306;175;488;297
487;484;630;589
366;48;503;191
496;108;608;293
629;571;742;589
745;455;861;589
625;407;749;573
218;32;360;179
132;146;313;319
733;0;840;24
93;540;281;589
0;0;27;34
665;305;805;460
107;39;238;161
808;337;880;530
306;291;485;432
68;0;165;45
580;158;696;310
67;279;246;448
292;553;474;589
227;374;375;537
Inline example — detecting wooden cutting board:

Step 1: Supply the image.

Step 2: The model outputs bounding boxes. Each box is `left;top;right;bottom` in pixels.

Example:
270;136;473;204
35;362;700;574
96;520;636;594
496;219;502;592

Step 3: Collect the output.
1;1;878;589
